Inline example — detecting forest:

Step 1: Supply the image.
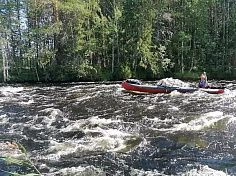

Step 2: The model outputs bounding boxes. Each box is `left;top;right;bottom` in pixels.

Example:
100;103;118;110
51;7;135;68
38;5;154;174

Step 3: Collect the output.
0;0;236;82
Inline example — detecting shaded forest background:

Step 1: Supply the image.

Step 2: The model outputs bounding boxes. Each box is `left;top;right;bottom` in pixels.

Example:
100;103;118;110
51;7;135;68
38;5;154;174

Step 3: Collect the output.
0;0;236;82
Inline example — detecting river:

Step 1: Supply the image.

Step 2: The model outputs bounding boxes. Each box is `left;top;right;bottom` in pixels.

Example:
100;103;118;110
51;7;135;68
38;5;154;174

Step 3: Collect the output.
0;80;236;176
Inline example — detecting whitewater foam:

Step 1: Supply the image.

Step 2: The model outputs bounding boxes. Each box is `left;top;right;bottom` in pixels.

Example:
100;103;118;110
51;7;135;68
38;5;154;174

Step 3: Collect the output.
183;165;228;176
157;111;227;132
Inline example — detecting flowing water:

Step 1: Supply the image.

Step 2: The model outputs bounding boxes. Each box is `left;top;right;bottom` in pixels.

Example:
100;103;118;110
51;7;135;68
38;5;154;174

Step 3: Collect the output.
0;80;236;176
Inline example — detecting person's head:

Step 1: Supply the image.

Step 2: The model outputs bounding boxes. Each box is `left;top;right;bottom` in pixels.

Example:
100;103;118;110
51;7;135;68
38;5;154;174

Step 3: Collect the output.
203;72;206;75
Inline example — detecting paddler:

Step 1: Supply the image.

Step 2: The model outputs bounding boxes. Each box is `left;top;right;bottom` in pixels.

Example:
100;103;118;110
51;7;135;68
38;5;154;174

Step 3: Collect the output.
198;71;208;88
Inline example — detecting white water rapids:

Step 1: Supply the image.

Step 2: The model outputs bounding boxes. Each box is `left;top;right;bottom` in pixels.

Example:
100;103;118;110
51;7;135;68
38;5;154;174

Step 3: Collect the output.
0;81;235;175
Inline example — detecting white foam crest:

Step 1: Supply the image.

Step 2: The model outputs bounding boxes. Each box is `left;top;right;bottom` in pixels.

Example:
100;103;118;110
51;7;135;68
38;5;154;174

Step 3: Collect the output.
61;116;120;132
159;100;168;104
76;95;92;102
226;115;236;125
190;89;211;96
170;90;182;96
48;128;133;157
228;102;236;108
183;165;228;176
173;111;224;131
168;106;179;111
40;108;63;117
90;134;127;152
146;116;174;123
60;121;82;132
84;127;132;152
205;111;224;117
24;123;45;130
47;140;78;158
159;111;225;132
50;109;63;118
84;127;131;138
130;168;166;176
66;85;83;92
20;99;34;105
0;114;8;124
39;108;64;127
88;116;121;125
47;165;105;176
0;86;24;96
222;89;236;98
116;87;126;94
147;105;156;110
96;84;119;88
157;77;190;87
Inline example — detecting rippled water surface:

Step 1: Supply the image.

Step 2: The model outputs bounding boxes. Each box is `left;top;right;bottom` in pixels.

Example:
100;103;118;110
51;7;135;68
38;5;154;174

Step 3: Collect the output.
0;81;236;175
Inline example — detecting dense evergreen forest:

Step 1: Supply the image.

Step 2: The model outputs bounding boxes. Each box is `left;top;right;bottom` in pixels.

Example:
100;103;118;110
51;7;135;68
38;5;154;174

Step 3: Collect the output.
0;0;236;82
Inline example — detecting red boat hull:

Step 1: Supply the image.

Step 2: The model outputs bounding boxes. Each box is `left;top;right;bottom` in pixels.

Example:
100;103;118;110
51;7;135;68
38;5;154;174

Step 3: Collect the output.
121;80;224;94
121;81;172;94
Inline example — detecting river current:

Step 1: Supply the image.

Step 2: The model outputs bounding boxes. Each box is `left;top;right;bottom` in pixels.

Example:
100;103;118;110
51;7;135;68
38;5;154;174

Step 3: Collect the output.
0;80;236;175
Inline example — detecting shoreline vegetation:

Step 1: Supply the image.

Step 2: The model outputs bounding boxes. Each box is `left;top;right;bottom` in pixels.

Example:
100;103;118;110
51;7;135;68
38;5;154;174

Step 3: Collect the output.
1;0;236;83
1;72;228;85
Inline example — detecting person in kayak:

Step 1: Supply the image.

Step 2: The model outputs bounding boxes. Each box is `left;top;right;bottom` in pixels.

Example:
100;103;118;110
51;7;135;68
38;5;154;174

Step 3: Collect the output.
198;72;208;88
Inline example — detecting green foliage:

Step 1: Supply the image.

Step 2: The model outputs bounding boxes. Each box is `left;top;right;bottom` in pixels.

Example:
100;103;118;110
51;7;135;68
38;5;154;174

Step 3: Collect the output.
174;71;200;81
99;69;112;81
120;64;132;79
78;62;98;81
1;0;236;82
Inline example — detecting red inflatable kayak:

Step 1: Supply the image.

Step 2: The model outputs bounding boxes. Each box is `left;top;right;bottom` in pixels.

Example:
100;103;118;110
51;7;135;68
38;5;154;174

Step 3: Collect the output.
121;79;224;94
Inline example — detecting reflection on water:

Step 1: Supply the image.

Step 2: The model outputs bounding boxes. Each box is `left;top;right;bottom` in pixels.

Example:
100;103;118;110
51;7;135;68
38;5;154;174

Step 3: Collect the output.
0;81;235;175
